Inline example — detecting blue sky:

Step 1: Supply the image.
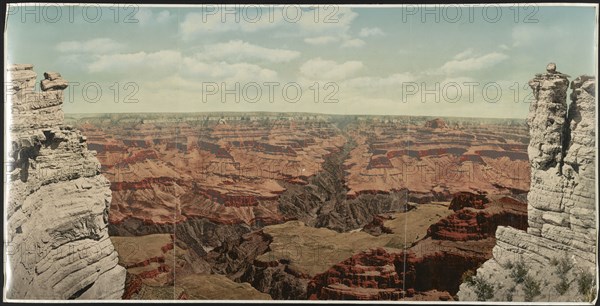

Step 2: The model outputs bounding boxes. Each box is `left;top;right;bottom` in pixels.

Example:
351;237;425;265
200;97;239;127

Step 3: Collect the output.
6;4;597;118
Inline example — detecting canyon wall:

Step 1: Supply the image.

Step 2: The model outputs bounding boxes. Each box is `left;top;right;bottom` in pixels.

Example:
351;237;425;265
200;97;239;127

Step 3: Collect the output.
457;64;597;302
4;64;126;299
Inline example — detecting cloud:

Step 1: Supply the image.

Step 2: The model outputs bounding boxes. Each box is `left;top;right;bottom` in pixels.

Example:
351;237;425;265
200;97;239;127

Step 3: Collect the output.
136;8;173;25
304;36;340;45
440;76;476;84
179;10;278;39
87;50;182;73
181;58;278;82
179;7;366;51
358;27;385;37
343;73;416;88
304;36;365;48
86;49;278;83
180;7;360;41
439;52;509;74
56;38;123;54
198;40;300;63
294;7;358;36
299;58;363;82
341;38;365;48
156;10;172;23
511;24;567;48
453;48;474;60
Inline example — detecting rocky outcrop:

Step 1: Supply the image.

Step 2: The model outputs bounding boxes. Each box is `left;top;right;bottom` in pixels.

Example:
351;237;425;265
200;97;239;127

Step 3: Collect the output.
205;230;308;299
5;64;126;299
428;195;527;241
109;217;252;258
308;239;493;300
424;118;447;129
457;64;597;302
448;192;489;211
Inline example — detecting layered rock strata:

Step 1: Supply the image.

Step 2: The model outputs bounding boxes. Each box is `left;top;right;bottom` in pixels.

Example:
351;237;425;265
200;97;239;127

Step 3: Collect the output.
457;65;597;302
4;64;126;299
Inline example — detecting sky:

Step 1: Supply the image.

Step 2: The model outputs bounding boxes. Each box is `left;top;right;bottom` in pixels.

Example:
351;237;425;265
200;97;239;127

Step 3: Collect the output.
5;4;598;118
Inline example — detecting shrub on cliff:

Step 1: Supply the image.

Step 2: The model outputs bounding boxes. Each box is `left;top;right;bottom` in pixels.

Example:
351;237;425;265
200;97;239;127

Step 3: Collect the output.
523;275;541;302
461;269;476;286
553;256;573;295
466;276;494;301
577;269;596;302
509;259;528;284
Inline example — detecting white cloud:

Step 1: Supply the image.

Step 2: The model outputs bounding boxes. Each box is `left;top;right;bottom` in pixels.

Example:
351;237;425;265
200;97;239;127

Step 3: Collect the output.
294;7;358;36
511;24;567;48
341;38;365;48
136;8;173;25
343;73;416;88
198;40;300;63
56;38;123;54
86;49;278;83
304;36;340;45
87;50;182;73
359;27;385;37
440;76;476;84
439;52;508;74
180;7;360;41
156;10;172;23
453;48;474;60
304;36;366;48
181;58;278;82
179;11;278;39
299;58;363;82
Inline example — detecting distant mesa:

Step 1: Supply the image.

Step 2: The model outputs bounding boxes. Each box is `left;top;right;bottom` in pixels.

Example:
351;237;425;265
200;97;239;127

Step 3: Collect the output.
448;191;489;211
424;118;447;129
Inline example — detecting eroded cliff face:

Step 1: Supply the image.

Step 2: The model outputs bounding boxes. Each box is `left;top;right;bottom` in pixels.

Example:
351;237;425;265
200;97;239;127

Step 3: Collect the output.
457;65;597;302
4;64;126;299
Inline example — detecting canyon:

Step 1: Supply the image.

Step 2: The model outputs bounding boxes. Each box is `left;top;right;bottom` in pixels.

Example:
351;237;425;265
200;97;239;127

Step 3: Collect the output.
64;107;532;300
5;63;594;301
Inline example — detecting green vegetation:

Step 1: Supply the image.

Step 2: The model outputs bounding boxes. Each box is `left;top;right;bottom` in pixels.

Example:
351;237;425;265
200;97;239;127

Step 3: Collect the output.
509;259;528;284
466;275;495;301
578;269;596;302
556;257;573;275
556;279;570;295
505;286;515;301
461;269;476;286
475;278;495;301
523;275;542;302
554;257;573;295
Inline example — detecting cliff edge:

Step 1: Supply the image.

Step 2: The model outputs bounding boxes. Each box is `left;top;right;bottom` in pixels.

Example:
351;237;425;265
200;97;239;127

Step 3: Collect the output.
4;64;126;299
457;64;597;302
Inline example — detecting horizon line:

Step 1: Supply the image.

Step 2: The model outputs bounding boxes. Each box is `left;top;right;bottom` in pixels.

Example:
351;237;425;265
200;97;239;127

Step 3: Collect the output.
63;111;528;121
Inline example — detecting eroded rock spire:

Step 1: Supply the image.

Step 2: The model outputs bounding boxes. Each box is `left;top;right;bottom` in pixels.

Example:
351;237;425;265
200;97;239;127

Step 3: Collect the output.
5;64;126;299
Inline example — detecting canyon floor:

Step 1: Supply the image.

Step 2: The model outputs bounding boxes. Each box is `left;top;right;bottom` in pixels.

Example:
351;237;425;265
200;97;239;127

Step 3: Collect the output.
68;113;531;300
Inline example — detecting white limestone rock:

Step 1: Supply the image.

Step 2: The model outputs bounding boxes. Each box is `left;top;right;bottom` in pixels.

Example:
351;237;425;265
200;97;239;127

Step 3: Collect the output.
458;65;597;302
5;64;126;300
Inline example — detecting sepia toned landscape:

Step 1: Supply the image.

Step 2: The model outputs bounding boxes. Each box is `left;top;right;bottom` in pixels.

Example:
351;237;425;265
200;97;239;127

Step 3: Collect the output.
4;3;598;303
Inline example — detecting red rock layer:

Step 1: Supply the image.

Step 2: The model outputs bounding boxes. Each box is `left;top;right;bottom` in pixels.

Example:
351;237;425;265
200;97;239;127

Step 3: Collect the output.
308;244;488;300
428;196;528;241
424;118;447;129
122;274;144;299
448;192;489;211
